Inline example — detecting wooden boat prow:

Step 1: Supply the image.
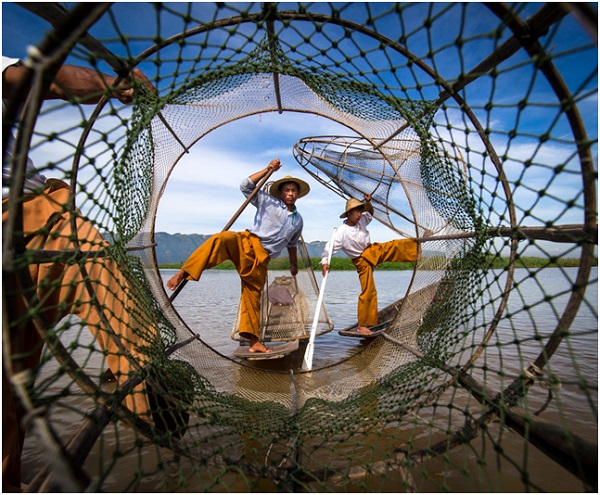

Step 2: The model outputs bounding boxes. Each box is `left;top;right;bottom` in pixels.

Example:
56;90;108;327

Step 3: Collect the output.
338;283;438;339
233;339;300;360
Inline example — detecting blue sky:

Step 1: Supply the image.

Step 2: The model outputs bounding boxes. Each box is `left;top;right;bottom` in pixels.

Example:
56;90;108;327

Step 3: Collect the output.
3;2;597;250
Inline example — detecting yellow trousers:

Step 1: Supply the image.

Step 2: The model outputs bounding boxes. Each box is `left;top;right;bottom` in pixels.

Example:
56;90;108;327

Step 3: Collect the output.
182;230;270;339
352;239;419;327
3;181;153;490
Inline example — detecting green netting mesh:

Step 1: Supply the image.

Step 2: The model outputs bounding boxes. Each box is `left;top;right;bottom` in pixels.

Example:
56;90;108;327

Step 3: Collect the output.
2;2;597;492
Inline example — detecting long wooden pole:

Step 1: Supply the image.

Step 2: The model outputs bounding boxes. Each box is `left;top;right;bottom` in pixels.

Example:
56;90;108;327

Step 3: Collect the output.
301;228;336;371
169;168;276;302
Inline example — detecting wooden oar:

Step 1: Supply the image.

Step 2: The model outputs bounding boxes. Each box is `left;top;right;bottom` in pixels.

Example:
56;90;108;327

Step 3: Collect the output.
302;228;336;371
169;167;276;302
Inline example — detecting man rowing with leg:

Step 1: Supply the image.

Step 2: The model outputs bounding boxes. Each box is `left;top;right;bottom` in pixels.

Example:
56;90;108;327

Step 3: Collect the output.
167;159;310;353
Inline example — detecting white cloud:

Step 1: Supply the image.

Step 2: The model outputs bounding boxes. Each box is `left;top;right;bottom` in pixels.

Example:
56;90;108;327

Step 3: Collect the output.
153;112;410;242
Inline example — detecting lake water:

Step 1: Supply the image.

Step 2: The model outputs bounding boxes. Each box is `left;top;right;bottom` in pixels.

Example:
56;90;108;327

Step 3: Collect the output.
165;268;419;364
161;266;597;491
21;267;597;491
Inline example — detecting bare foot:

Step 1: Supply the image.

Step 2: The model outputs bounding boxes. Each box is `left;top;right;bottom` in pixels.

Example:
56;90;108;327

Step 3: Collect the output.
357;326;374;335
166;269;187;290
248;342;273;353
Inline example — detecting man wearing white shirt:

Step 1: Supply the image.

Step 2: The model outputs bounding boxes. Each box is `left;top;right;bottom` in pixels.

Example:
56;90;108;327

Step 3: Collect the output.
321;194;419;335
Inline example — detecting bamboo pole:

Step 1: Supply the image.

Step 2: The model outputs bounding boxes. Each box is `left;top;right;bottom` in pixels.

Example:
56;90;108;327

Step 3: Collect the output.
266;10;283;114
413;224;598;245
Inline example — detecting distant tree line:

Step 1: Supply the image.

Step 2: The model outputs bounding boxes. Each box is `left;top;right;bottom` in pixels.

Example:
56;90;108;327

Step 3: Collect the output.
154;232;596;270
159;255;594;270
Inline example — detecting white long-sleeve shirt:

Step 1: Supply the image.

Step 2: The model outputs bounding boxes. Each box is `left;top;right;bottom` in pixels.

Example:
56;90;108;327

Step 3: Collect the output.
321;211;372;263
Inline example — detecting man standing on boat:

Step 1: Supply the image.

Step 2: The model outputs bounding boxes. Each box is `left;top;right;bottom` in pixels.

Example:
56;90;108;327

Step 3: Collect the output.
320;194;419;336
166;160;310;354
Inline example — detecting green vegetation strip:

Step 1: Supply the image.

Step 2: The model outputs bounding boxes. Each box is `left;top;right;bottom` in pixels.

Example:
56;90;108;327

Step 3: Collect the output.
158;256;594;270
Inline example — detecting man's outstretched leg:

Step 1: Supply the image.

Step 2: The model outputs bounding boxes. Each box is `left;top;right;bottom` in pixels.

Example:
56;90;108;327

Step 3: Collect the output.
166;231;240;290
167;231;273;353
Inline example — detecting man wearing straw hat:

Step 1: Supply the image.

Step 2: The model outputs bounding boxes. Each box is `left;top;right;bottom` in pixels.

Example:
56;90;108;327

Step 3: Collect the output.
166;159;310;354
320;193;419;335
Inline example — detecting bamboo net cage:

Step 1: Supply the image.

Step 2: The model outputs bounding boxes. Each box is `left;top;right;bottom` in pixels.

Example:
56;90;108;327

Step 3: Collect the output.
2;2;597;492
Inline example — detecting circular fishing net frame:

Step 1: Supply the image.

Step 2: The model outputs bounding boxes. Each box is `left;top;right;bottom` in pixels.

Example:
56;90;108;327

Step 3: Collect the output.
3;2;597;492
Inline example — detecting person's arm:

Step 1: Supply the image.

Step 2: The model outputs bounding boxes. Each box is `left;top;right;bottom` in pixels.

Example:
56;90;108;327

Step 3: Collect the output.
247;158;282;186
321;244;331;277
2;63;153;104
363;193;374;215
287;246;298;277
240;158;283;200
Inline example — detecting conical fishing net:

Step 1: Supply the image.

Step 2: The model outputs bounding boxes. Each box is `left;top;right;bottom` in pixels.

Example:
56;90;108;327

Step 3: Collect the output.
2;2;597;492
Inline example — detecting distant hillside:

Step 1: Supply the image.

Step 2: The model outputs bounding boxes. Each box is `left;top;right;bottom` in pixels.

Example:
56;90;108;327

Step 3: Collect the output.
154;232;212;265
154;233;346;265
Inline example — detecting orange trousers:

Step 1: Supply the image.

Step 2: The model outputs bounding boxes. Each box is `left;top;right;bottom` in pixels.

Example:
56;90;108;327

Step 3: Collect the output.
352;239;419;327
182;230;270;339
3;181;153;491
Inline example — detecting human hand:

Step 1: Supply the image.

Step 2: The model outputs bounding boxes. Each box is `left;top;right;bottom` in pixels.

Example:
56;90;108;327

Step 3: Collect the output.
321;263;330;277
364;193;372;202
268;158;283;172
112;68;155;104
